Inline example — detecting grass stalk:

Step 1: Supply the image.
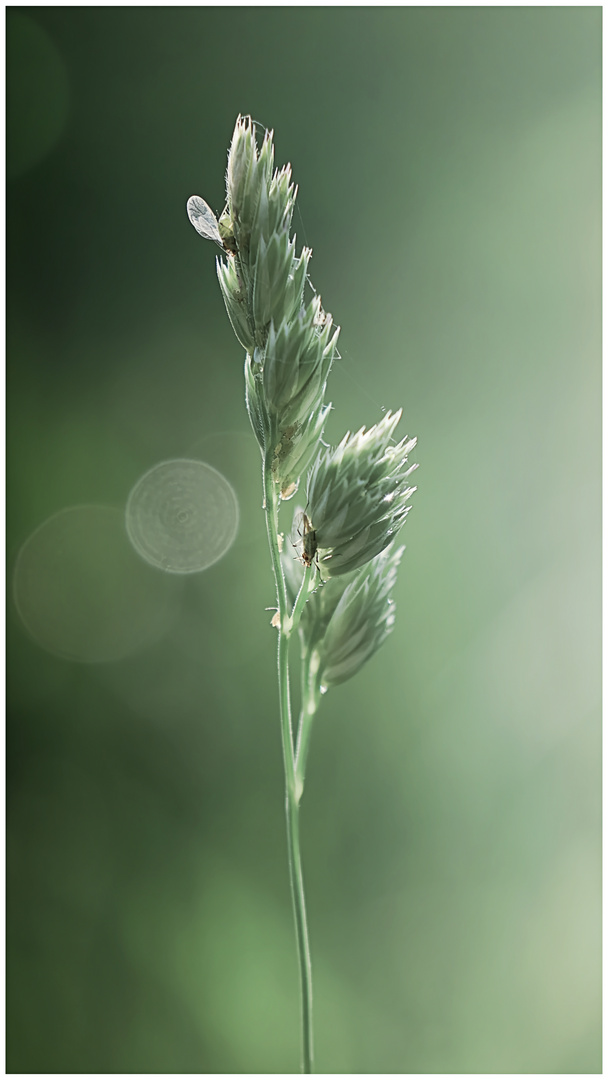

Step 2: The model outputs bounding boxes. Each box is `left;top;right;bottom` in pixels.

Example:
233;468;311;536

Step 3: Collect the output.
263;459;314;1073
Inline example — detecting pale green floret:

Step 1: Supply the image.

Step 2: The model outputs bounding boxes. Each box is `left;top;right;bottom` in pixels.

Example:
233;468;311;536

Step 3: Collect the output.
271;400;332;497
216;255;255;351
226;117;275;262
306;411;417;576
320;544;404;686
244;345;332;498
319;514;411;577
252;232;299;330
254;163;297;247
282;527;404;689
243;350;270;451
263;298;339;426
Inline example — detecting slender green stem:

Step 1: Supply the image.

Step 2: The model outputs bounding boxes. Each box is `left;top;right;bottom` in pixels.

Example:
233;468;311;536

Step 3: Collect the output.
285;789;314;1072
263;461;314;1074
290;561;314;632
295;651;321;802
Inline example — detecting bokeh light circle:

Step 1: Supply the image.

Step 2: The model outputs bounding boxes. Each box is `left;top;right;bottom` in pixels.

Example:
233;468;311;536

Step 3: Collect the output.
13;505;179;663
185;431;266;550
126;459;239;573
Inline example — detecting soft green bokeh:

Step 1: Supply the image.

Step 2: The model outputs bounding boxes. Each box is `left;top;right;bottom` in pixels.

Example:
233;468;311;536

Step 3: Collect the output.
7;7;600;1073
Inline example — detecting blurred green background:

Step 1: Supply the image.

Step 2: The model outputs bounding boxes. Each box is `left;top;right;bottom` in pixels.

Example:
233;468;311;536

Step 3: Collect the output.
7;6;601;1073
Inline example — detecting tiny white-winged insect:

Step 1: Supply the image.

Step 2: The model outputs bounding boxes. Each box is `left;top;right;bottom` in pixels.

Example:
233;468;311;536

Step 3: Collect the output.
187;195;237;254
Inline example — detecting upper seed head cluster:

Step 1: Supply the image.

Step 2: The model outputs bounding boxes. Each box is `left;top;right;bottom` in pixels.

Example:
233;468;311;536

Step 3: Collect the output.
217;116;338;495
189;115;418;687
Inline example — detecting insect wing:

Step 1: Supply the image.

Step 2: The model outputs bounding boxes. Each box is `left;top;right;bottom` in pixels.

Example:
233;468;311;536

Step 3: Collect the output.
187;195;222;245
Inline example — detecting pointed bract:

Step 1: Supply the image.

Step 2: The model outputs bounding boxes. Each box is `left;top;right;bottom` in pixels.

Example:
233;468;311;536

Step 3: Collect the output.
306;412;417;576
281;528;405;689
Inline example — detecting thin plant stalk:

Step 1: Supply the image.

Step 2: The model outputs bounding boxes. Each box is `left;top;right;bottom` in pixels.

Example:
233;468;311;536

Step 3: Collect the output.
263;458;314;1073
295;668;319;803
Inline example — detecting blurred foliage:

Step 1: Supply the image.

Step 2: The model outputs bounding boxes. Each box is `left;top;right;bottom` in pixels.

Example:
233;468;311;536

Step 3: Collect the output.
7;7;600;1073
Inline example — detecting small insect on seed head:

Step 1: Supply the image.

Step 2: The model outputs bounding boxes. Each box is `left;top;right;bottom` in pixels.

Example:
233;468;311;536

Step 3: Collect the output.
297;512;318;569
